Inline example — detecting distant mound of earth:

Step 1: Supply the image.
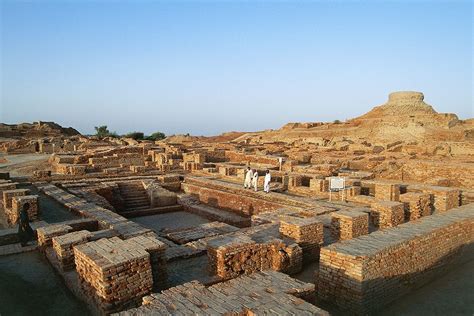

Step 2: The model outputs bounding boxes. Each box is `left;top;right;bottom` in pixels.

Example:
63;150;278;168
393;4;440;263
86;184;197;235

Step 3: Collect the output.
164;131;247;144
0;121;81;138
232;91;472;144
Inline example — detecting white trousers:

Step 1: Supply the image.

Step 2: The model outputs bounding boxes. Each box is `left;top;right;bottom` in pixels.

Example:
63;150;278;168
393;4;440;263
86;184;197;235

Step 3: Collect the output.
264;183;270;192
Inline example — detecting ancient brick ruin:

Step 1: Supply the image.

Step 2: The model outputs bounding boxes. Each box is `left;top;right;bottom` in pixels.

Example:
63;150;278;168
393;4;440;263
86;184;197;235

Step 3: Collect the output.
0;91;473;314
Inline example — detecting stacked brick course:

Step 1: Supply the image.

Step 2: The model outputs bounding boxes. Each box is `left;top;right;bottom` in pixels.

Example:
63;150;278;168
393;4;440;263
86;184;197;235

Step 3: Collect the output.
279;216;323;261
370;201;405;228
427;187;460;212
318;204;474;314
207;234;302;278
8;195;39;225
0;182;17;195
74;237;155;313
399;192;432;220
374;182;400;201
331;209;369;240
37;224;73;247
52;230;93;270
2;188;29;209
117;271;328;315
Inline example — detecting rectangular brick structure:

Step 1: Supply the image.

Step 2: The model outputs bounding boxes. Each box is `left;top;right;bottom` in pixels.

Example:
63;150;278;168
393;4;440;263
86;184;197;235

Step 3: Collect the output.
0;182;17;195
37;224;73;247
2;188;29;209
318;204;474;314
331;209;369;240
8;195;39;225
426;187;460;212
74;237;155;313
279;215;324;261
399;192;432;220
374;182;400;201
207;234;302;278
370;200;405;228
52;230;93;271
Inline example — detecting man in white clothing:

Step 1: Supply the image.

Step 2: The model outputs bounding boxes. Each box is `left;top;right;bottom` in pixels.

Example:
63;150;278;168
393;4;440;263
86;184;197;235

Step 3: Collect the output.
264;170;271;193
244;167;253;189
252;169;259;192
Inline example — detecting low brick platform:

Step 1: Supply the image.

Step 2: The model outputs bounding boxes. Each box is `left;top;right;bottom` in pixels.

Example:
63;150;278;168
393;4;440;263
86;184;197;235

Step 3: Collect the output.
2;188;29;209
7;195;39;225
399;192;431;220
53;230;93;270
331;209;369;240
318;204;474;314
165;221;239;244
370;201;405;228
207;234;302;278
116;271;328;315
374;182;400;201
280;215;324;261
74;236;164;313
37;224;73;247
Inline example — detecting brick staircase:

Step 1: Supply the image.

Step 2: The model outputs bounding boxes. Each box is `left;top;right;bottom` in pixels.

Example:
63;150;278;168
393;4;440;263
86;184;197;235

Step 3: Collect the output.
117;181;182;217
118;182;151;212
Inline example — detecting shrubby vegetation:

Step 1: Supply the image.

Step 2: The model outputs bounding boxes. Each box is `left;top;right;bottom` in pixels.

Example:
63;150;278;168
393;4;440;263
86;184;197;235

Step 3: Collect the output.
94;126;118;139
124;132;145;140
94;126;166;141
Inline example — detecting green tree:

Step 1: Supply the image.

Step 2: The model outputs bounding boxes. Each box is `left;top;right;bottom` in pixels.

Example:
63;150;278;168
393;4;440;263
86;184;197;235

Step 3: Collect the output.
95;125;111;138
125;132;145;140
145;132;166;141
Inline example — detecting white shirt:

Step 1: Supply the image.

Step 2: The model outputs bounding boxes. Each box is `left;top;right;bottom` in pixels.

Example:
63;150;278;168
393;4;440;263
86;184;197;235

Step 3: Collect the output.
264;173;271;184
245;170;253;181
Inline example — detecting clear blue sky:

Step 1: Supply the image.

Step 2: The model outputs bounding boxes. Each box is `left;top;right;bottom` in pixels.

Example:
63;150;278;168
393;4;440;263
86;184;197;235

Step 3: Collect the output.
1;1;472;136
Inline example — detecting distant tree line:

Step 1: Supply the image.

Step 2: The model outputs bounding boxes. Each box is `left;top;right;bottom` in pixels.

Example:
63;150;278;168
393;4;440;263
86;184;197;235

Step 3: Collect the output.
94;126;166;141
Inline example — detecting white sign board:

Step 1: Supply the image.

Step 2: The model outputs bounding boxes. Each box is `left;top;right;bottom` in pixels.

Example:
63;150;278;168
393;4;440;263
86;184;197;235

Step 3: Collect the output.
330;177;345;190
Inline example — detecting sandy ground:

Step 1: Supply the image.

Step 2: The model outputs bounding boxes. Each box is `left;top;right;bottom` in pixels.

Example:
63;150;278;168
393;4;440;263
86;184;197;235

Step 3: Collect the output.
0;153;51;177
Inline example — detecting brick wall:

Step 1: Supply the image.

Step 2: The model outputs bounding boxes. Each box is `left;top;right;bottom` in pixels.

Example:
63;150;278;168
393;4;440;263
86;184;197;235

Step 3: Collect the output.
182;182;287;216
318;204;474;314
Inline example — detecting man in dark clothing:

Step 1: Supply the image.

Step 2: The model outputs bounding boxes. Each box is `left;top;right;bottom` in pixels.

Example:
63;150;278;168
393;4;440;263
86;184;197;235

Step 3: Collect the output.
18;203;34;247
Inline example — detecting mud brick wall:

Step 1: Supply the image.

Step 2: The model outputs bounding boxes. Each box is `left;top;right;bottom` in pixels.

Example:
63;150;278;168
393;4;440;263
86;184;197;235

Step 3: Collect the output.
37;224;73;247
74;237;154;313
374;182;400;201
182;182;286;216
9;195;39;225
309;178;329;193
397;160;474;188
428;187;460;212
52;230;93;271
280;216;323;262
126;235;167;290
318;204;474;315
33;170;51;178
183;162;202;171
143;182;177;207
2;188;29;209
207;235;302;279
370;201;404;228
408;185;460;212
399;192;432;220
0;182;17;196
224;151;280;166
331;209;369;240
